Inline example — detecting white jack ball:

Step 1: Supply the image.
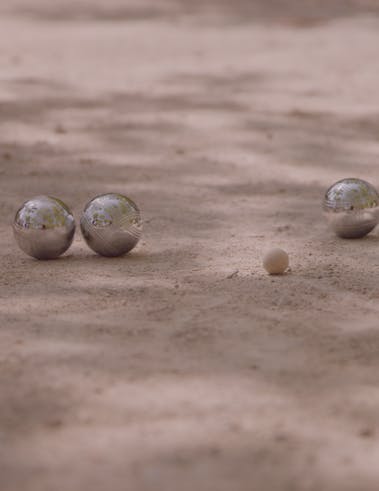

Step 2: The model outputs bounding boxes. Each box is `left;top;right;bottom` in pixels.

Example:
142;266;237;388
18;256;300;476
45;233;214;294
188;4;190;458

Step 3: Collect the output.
263;248;289;275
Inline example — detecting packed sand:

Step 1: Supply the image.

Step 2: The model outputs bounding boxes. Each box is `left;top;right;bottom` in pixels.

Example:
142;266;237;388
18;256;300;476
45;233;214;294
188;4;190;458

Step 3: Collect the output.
2;1;379;490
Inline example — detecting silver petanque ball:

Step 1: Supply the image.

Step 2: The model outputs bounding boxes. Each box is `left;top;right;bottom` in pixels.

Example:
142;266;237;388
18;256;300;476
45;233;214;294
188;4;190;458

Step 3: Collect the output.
323;178;379;238
80;193;142;257
13;196;76;259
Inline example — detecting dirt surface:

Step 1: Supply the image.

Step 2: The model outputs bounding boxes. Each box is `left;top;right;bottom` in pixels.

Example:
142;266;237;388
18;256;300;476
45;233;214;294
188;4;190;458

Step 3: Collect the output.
2;1;379;490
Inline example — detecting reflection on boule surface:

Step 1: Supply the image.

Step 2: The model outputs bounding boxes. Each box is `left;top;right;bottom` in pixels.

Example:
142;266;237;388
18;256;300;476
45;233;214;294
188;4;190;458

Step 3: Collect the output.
80;193;142;257
13;195;76;259
323;178;379;238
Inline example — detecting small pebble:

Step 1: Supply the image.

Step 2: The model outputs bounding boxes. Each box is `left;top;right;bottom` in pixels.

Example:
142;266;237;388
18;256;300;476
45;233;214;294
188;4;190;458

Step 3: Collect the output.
263;248;289;275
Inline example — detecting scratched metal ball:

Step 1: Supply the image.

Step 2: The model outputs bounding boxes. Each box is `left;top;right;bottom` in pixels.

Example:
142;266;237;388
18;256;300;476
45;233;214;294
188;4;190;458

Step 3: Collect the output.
323;178;379;238
13;196;76;259
80;193;142;257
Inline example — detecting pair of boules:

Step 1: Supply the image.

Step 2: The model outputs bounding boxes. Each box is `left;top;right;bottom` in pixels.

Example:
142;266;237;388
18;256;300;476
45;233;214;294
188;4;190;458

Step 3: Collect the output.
13;193;142;259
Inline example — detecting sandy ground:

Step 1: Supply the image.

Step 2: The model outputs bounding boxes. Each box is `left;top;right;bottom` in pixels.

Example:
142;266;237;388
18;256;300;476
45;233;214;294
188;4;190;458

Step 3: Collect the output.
2;1;379;490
